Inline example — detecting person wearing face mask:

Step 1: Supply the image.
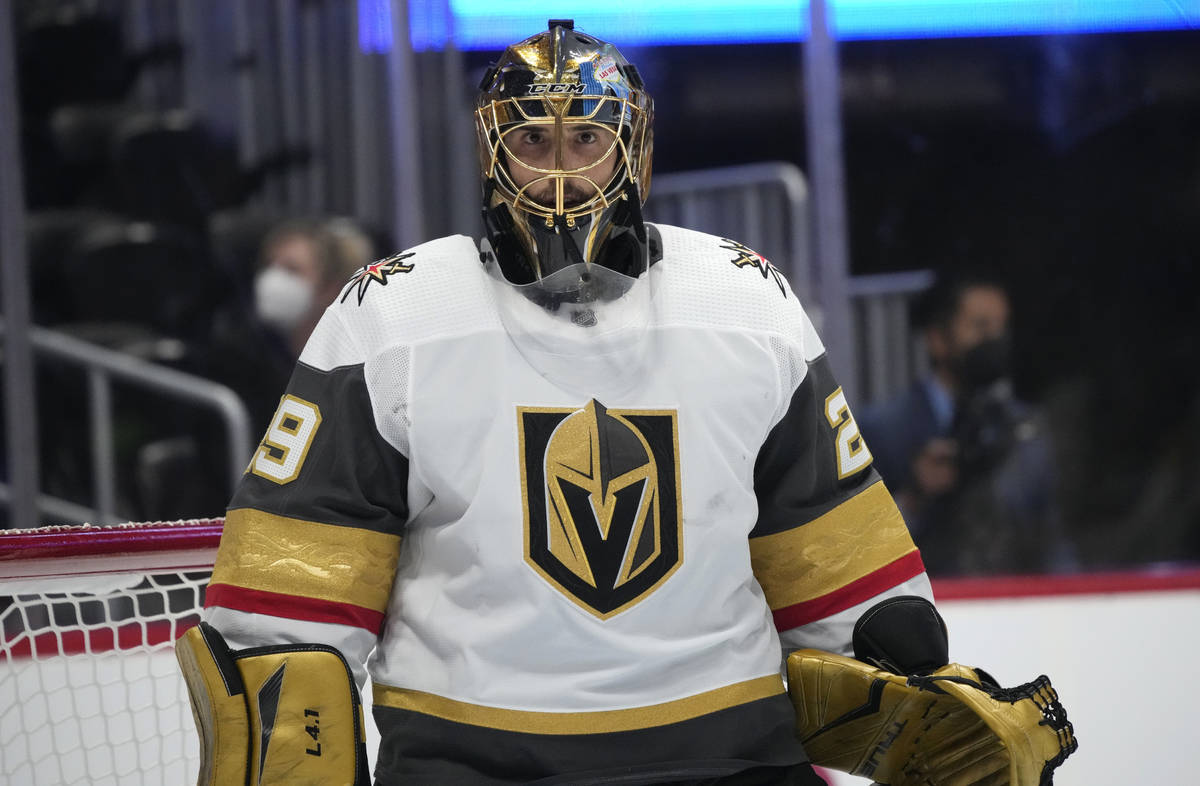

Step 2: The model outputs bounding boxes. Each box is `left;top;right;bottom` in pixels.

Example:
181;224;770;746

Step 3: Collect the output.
254;217;375;358
858;272;1077;576
200;216;375;436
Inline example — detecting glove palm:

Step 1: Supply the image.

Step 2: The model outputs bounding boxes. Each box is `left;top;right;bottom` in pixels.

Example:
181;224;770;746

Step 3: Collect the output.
787;649;1077;785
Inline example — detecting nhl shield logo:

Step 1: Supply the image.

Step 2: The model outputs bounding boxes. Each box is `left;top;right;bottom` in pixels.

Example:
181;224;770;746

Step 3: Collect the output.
518;400;683;619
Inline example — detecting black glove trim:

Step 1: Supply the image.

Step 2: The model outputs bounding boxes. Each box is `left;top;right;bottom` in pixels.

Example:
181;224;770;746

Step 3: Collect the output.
852;595;949;676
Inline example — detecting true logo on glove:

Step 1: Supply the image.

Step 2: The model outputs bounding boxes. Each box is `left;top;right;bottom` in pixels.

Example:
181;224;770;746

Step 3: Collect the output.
860;719;906;779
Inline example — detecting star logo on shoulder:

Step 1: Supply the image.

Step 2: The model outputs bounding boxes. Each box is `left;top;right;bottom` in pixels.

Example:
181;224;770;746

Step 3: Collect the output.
721;239;786;297
340;252;416;306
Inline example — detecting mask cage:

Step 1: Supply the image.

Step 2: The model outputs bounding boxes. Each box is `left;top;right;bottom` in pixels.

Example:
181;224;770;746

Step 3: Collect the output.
477;92;651;229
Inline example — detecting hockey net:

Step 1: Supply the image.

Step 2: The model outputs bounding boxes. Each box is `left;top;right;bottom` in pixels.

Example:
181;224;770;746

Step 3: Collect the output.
0;519;222;785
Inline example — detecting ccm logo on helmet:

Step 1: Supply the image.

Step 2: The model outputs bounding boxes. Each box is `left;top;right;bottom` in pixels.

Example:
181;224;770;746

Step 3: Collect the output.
527;82;588;95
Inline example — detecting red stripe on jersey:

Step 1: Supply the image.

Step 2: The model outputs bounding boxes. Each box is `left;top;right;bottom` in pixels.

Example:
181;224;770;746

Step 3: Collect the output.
205;582;386;634
771;550;926;631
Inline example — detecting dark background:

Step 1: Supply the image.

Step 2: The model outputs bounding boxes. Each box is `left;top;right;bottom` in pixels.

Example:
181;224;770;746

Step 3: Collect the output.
11;3;1200;568
488;30;1200;568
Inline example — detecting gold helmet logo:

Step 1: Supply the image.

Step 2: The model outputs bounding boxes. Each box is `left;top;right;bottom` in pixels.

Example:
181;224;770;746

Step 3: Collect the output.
519;400;682;618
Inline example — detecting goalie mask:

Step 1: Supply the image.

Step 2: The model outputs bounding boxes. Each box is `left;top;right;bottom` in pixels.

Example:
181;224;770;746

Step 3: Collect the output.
476;20;654;295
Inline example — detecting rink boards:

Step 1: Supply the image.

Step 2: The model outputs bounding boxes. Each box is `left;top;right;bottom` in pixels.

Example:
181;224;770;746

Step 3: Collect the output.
823;570;1200;786
4;569;1197;785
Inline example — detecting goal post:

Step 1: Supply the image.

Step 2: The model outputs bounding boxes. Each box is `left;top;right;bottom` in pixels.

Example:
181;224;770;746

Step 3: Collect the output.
0;520;222;786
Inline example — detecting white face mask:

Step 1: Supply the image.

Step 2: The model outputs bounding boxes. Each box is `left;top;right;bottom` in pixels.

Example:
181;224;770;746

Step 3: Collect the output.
254;267;315;332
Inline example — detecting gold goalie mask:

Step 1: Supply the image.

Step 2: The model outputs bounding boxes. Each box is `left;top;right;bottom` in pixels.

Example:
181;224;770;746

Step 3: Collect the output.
476;19;655;298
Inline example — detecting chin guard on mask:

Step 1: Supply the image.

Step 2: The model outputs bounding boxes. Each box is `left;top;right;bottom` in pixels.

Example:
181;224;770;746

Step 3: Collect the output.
483;179;650;286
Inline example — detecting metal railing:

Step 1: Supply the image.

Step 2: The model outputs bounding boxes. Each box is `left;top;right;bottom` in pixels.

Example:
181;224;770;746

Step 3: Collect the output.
645;161;811;299
0;323;254;526
848;269;935;405
644;161;933;405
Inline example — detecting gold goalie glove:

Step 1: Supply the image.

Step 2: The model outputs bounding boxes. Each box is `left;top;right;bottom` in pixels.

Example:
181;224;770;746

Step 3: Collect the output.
786;649;1077;785
175;622;370;786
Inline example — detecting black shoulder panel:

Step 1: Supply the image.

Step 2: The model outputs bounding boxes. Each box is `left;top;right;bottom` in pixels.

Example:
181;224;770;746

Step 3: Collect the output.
232;361;410;537
752;353;879;538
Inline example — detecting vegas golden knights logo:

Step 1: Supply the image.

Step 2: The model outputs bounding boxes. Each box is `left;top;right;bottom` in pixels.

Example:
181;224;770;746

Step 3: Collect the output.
518;400;682;619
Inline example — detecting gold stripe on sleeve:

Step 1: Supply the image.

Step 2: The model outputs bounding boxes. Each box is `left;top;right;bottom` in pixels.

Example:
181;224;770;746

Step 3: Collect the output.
373;674;785;735
211;508;402;614
749;481;917;610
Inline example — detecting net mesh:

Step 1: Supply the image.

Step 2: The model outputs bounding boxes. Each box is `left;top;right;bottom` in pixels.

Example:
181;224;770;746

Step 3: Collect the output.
0;521;220;785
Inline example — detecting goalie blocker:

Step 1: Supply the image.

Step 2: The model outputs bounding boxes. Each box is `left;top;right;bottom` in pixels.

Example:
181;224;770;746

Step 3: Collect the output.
175;622;370;786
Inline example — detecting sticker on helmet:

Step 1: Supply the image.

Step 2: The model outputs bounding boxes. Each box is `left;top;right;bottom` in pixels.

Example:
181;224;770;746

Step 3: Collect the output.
594;55;620;82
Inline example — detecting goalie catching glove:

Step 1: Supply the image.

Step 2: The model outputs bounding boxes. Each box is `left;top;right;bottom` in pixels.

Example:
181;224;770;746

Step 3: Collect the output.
787;649;1077;785
175;622;370;786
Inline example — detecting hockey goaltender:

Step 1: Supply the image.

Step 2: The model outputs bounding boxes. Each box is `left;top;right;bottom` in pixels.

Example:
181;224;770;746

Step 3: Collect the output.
175;19;1077;786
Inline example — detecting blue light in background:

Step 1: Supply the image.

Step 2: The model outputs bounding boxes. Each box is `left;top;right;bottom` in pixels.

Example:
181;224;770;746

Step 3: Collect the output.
358;0;453;52
410;0;452;51
833;0;1198;40
361;0;1197;52
448;1;807;49
358;0;391;54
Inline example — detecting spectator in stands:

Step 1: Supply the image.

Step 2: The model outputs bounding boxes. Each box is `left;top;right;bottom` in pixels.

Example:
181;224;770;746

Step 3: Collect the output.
254;217;375;358
201;215;374;433
857;272;1077;576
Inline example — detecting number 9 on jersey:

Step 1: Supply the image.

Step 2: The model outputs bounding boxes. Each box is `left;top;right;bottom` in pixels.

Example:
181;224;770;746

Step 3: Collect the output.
249;395;323;484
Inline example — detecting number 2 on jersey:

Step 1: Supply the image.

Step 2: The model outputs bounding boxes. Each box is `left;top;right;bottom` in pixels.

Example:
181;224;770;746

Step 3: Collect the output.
824;387;872;479
249;394;322;484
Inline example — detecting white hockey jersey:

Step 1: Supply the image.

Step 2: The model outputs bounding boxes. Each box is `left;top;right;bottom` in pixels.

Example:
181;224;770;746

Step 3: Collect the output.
205;224;933;784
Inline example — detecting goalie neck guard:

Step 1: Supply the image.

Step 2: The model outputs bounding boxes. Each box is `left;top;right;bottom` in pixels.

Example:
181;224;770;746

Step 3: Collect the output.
476;19;654;290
